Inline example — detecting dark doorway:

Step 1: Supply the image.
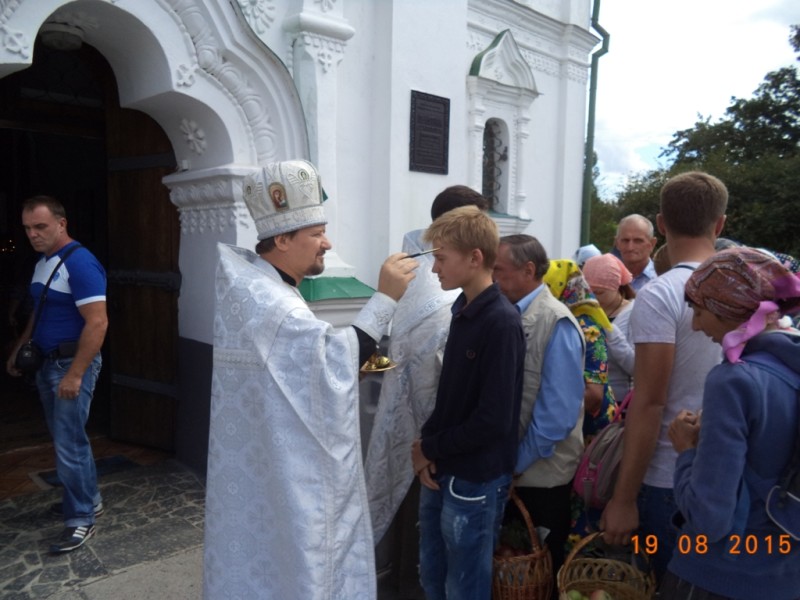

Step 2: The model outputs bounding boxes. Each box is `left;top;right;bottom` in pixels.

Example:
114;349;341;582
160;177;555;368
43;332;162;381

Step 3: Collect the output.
0;38;180;452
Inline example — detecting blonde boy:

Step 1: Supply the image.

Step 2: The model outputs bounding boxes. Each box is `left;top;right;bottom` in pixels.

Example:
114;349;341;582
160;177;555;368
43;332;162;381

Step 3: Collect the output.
411;205;525;599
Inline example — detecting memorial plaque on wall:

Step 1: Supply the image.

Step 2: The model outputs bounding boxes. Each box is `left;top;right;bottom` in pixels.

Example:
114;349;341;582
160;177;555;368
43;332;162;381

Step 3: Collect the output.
409;91;449;174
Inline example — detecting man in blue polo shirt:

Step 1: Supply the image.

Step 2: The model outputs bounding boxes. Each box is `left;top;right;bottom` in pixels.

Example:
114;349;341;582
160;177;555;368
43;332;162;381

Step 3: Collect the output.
6;196;108;553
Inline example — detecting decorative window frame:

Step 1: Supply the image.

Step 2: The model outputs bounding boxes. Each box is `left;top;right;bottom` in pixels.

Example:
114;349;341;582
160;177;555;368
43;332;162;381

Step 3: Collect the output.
467;29;538;230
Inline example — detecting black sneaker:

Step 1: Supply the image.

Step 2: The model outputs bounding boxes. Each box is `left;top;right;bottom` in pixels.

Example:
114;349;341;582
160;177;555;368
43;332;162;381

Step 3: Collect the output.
49;524;96;553
50;500;104;518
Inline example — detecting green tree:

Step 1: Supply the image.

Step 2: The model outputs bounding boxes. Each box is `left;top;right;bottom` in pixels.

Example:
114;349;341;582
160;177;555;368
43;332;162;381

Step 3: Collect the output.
587;151;618;251
613;169;667;225
605;25;800;258
588;192;617;252
666;66;800;165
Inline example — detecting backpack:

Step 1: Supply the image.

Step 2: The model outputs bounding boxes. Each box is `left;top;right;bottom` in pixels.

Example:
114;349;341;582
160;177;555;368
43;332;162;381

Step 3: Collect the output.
744;351;800;541
572;389;633;509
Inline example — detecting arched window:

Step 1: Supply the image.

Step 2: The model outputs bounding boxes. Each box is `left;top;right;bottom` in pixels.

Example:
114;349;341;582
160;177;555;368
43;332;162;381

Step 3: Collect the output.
482;118;509;212
468;30;538;229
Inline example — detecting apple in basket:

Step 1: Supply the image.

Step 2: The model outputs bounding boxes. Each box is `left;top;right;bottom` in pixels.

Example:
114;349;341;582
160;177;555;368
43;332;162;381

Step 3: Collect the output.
495;544;515;559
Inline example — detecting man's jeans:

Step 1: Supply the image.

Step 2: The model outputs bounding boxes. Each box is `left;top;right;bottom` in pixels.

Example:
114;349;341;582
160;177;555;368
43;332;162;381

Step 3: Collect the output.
637;483;677;583
36;354;102;528
419;472;512;600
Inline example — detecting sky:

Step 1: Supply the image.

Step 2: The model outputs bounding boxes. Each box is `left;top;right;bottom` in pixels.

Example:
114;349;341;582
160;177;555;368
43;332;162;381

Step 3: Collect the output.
592;0;800;200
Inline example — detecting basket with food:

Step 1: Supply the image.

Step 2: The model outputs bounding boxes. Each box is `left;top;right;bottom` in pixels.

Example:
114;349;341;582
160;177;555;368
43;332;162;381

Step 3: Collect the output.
557;532;656;600
492;489;553;600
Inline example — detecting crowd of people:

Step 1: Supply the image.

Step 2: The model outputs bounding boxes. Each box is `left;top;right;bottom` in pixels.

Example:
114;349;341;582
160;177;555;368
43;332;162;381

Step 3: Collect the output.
205;164;799;600
7;163;799;600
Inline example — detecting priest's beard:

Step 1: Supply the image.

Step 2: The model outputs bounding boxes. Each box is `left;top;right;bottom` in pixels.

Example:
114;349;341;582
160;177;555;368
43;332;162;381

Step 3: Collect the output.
306;256;325;277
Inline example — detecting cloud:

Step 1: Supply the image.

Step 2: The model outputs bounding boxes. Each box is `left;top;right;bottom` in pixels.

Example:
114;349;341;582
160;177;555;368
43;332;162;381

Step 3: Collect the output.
592;0;800;200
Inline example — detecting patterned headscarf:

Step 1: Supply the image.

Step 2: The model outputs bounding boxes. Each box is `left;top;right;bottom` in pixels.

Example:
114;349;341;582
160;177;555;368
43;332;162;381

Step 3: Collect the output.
543;259;612;331
685;247;800;362
582;253;633;292
770;251;800;274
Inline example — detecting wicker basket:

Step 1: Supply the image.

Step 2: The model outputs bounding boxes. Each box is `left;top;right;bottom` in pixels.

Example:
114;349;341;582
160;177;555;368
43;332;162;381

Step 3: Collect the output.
557;532;656;600
492;489;554;600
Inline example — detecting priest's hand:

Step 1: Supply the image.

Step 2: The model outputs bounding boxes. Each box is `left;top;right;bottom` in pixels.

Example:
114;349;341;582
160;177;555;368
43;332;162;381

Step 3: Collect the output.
378;253;418;301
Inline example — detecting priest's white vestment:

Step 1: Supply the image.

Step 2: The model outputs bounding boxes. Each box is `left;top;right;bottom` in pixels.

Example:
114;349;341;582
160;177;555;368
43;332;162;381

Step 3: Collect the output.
364;229;458;542
204;244;394;600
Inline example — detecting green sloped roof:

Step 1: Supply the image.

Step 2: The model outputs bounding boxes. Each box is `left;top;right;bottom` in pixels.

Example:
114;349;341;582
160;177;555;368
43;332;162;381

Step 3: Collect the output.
469;29;509;76
298;276;375;302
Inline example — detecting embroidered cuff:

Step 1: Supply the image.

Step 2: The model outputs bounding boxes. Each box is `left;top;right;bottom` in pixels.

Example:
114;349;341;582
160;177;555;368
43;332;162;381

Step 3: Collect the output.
352;292;397;341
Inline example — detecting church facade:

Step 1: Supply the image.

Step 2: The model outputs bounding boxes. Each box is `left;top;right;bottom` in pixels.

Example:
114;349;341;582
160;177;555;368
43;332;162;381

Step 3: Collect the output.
0;0;598;470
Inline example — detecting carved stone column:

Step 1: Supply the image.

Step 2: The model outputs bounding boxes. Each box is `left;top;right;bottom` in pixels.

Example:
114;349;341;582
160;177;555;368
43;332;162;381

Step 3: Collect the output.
163;165;260;342
283;1;355;276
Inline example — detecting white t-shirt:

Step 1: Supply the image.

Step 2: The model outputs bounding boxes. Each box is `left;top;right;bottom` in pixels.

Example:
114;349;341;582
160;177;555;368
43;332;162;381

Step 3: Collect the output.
630;264;722;488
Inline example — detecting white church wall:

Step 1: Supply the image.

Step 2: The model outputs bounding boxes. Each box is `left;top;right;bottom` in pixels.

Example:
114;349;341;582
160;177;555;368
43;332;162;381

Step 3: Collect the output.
0;0;598;470
2;0;596;330
466;0;597;262
335;0;472;287
329;0;596;287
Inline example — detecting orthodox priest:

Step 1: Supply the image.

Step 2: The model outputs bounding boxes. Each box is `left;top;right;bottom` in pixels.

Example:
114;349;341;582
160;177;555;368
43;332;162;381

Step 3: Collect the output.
203;160;418;600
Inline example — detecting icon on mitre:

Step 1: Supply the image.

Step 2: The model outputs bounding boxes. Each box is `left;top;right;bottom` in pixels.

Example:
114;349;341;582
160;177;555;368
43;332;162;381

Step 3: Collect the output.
269;183;289;210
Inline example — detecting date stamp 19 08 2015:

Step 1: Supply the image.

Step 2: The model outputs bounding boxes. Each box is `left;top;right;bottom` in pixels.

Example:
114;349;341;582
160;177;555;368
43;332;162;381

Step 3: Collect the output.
631;533;794;556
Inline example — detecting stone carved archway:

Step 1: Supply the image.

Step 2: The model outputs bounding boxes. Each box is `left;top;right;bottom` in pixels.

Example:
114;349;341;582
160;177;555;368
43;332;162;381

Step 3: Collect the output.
1;0;309;343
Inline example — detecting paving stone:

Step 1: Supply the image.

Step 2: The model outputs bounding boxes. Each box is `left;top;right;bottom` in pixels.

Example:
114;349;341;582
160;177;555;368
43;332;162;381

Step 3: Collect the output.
0;458;416;599
0;460;204;598
37;564;71;583
91;518;203;572
0;562;29;588
0;590;37;600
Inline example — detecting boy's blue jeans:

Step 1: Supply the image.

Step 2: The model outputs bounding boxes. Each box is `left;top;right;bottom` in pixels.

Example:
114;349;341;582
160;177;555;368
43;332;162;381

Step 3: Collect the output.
419;472;512;600
36;354;102;528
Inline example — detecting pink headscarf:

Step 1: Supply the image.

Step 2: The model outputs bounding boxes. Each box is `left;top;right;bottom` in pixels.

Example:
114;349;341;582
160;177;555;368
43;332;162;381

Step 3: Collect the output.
684;247;800;362
582;253;633;292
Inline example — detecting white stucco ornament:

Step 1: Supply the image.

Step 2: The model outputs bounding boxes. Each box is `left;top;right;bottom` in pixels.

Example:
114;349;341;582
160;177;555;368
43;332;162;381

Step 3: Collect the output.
180;118;207;155
237;0;275;34
1;26;30;59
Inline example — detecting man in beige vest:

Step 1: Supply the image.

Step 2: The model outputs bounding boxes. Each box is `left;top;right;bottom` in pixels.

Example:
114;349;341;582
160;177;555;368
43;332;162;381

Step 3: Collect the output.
493;234;586;590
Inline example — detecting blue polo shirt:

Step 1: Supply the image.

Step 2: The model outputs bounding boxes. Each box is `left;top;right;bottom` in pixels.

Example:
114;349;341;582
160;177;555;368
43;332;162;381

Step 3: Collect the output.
420;282;525;483
30;242;106;354
631;259;657;291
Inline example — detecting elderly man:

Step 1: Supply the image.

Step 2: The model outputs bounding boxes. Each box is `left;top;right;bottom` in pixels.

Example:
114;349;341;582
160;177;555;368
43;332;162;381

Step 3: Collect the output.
492;234;585;592
203;160;417;600
615;214;658;290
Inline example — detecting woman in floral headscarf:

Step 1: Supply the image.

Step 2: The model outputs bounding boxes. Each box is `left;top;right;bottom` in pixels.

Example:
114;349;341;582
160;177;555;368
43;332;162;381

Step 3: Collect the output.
543;259;616;439
661;247;800;600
